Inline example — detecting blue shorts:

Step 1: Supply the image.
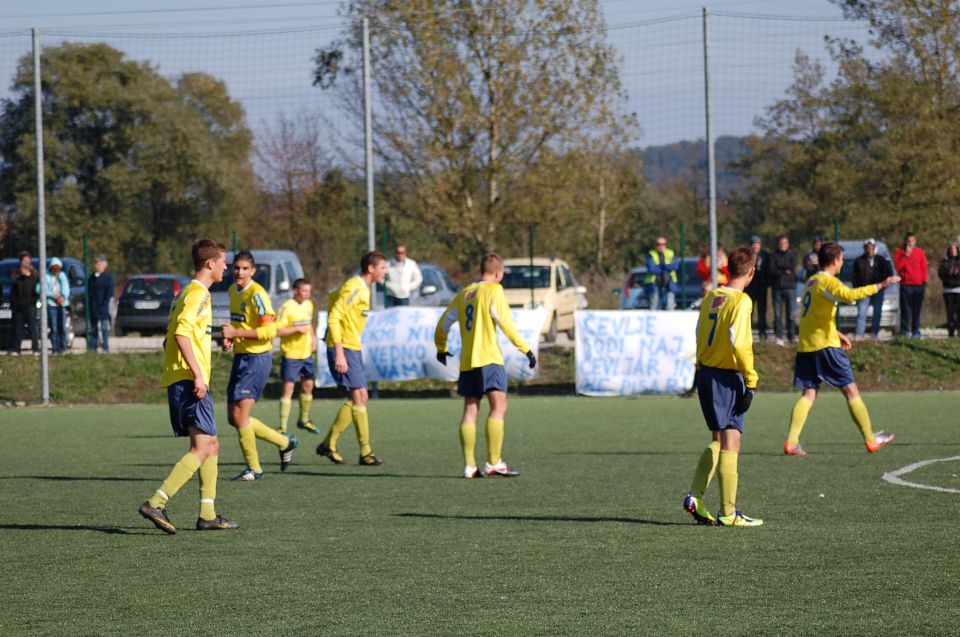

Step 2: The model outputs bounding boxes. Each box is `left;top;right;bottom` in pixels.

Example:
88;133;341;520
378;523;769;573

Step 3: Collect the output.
327;347;366;390
794;348;855;389
227;352;272;402
167;380;217;437
696;366;747;432
457;364;508;398
280;356;316;383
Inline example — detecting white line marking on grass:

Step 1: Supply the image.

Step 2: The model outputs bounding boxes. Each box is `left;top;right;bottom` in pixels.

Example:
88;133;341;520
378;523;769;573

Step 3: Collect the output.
882;456;960;494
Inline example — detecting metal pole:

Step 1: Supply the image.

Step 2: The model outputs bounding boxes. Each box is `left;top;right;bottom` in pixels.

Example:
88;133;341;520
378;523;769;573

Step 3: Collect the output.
679;222;687;309
83;233;91;351
833;219;839;242
703;7;718;289
529;224;535;307
362;17;375;253
33;28;50;404
232;230;238;253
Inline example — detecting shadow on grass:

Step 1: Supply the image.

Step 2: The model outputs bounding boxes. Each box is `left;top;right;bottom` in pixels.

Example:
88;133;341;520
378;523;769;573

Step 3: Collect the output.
283;470;451;480
0;475;151;482
0;523;153;535
393;512;686;526
892;339;960;366
562;451;692;456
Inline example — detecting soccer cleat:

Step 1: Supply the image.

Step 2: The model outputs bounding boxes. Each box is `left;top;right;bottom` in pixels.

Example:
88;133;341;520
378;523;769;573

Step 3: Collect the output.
316;443;346;464
138;501;176;535
484;460;519;477
716;510;764;527
297;420;319;434
195;515;239;531
464;466;483;479
682;493;716;525
231;467;264;481
359;452;385;466
784;440;807;456
866;431;895;453
280;433;298;472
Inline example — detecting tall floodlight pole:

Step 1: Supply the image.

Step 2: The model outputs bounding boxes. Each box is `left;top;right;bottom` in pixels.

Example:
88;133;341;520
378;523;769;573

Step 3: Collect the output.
362;17;375;253
703;7;718;288
33;29;50;404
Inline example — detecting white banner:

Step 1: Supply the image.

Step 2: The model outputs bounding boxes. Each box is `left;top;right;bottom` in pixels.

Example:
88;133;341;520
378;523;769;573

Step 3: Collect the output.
312;307;546;387
574;310;698;396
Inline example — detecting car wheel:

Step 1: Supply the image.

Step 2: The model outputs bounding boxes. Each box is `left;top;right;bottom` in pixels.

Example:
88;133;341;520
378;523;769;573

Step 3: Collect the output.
544;314;557;343
565;327;575;340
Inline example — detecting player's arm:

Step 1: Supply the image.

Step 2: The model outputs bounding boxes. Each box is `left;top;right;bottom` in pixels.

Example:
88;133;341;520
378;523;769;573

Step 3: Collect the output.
174;291;207;398
730;297;758;389
309;303;317;352
328;283;355;373
823;276;895;304
492;287;535;367
434;294;460;364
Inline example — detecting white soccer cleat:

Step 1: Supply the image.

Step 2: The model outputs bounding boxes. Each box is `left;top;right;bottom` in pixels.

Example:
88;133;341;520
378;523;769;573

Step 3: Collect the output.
463;466;483;479
484;460;520;477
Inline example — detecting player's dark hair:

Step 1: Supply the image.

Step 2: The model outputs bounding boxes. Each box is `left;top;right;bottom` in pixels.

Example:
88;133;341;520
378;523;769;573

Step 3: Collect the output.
776;234;789;242
727;247;756;278
481;252;504;274
233;249;255;266
361;250;386;273
293;278;309;290
818;242;844;268
191;239;226;271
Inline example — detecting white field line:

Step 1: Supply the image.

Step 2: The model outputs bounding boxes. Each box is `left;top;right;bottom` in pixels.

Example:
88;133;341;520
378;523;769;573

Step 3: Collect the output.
882;455;960;494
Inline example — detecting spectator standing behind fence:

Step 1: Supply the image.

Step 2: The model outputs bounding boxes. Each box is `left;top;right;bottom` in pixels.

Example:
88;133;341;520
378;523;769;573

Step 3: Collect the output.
645;236;679;310
37;257;70;354
894;232;928;339
8;251;39;355
745;236;771;340
696;244;729;295
852;239;893;340
769;235;797;346
87;255;115;353
938;242;960;338
385;244;423;307
803;235;824;280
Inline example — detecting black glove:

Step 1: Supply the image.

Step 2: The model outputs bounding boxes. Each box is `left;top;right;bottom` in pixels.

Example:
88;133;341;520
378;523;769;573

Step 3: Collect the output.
436;351;449;366
525;350;537;369
736;389;755;414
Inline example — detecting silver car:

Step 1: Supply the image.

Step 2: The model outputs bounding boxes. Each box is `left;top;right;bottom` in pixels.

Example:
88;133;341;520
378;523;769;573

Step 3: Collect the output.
410;263;459;307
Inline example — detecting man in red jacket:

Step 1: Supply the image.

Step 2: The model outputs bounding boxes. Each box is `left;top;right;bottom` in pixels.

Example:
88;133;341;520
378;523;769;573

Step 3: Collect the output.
893;232;928;339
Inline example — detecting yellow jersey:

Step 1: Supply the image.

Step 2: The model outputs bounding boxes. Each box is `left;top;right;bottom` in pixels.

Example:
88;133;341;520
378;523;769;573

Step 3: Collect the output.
162;280;213;387
696;287;758;389
798;272;877;353
229;280;276;355
435;281;531;372
277;297;315;360
324;276;370;351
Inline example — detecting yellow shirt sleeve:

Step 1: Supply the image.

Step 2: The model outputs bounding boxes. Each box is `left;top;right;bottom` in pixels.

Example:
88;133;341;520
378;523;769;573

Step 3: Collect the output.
327;280;355;345
731;295;758;389
822;275;878;304
491;286;530;354
175;287;204;338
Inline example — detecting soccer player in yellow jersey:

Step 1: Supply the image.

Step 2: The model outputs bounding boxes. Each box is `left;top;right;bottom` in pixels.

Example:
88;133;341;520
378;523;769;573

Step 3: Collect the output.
220;251;297;480
684;247;762;527
275;278;318;434
784;242;900;456
139;239;238;534
434;253;536;479
316;251;389;466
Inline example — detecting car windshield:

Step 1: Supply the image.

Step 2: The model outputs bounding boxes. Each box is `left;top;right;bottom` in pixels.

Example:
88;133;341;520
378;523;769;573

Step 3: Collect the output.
502;265;550;289
209;264;270;292
124;278;177;298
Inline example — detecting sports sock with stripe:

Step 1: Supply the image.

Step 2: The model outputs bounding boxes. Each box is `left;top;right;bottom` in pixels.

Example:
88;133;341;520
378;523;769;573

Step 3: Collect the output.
149;452;202;509
198;455;218;521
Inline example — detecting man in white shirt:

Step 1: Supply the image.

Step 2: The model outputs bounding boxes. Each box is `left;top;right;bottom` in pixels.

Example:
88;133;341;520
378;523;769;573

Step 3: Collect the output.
385;244;423;307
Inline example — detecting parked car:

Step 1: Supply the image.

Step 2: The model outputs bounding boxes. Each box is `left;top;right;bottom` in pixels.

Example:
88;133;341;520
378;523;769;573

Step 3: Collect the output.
210;250;305;337
0;256;87;350
115;275;192;336
830;240;900;333
618;257;702;310
501;257;586;342
410;262;459;307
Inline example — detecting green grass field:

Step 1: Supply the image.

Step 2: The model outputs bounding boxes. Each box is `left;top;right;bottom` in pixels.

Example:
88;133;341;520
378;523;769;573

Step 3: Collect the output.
1;393;958;636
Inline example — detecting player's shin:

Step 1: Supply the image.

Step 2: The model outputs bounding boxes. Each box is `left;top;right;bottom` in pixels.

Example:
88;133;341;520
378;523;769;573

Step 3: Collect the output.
278;398;292;432
150;452;202;508
252;417;289;449
324;400;353;451
787;397;814;445
690;440;721;498
352;405;371;457
460;421;477;468
718;450;739;517
485;418;504;465
237;426;263;473
198;455;218;521
846;396;874;443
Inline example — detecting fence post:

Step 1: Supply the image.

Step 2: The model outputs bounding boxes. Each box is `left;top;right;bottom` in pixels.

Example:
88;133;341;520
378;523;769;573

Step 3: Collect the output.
83;233;91;351
529;224;535;308
703;6;718;290
363;17;376;253
679;222;686;309
33;28;50;404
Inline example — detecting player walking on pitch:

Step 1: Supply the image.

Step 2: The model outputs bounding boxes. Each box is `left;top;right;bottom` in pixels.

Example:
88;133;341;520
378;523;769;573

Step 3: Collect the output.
315;251;389;466
684;247;762;527
139;239;238;534
275;278;318;435
221;250;297;480
434;253;536;479
784;242;899;456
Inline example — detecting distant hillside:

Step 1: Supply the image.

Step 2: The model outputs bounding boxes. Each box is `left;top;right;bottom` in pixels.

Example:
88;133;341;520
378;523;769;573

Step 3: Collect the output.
641;135;751;200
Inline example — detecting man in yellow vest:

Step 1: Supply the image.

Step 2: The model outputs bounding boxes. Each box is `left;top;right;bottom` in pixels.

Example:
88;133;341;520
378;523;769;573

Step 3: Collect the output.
645;236;679;310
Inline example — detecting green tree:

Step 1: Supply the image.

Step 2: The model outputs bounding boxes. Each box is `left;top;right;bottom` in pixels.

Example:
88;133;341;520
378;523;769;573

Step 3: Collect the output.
314;0;639;271
0;42;254;274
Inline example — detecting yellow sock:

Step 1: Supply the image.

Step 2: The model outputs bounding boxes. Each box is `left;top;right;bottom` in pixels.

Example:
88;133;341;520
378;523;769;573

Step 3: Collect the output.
237;425;262;473
787;397;814;445
278;398;292;433
149;452;201;508
252;417;289;450
353;405;371;457
299;393;313;424
324;401;353;451
460;422;477;467
690;440;721;498
718;450;739;517
847;396;875;443
485;418;504;465
198;455;218;521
